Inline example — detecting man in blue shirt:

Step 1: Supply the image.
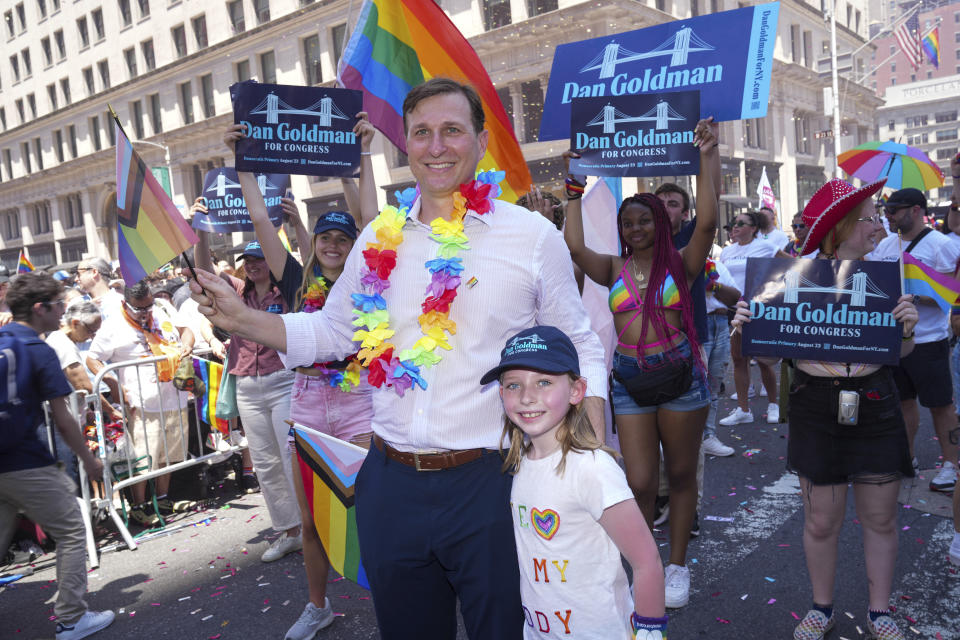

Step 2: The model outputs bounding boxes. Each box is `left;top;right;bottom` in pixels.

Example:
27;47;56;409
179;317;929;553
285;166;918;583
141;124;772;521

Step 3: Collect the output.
0;272;115;640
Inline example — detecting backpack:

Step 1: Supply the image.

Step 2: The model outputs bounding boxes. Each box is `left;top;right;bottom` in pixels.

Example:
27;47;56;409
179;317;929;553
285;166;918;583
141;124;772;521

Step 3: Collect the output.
0;329;36;454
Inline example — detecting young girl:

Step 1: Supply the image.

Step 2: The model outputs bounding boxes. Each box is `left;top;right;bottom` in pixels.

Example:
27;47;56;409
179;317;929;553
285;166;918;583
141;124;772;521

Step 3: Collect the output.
481;325;666;639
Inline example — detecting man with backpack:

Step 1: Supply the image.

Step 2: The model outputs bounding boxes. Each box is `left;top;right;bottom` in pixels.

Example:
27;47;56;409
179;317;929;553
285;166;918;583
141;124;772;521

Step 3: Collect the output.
0;272;115;640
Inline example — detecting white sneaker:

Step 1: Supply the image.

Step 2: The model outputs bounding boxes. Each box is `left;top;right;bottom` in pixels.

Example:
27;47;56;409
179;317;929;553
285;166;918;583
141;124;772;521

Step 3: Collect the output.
719;407;754;426
56;610;115;640
929;460;957;492
702;435;735;457
261;531;303;562
729;384;756;400
285;598;335;639
766;403;780;424
229;430;248;448
950;532;960;567
664;564;690;608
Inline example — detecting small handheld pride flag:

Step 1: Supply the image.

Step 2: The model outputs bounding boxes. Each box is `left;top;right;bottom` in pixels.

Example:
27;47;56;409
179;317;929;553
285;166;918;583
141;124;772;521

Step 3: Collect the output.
902;251;960;314
17;250;34;273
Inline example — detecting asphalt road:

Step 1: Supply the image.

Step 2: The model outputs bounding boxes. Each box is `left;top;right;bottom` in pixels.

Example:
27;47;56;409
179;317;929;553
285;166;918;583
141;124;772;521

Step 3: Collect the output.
3;377;958;639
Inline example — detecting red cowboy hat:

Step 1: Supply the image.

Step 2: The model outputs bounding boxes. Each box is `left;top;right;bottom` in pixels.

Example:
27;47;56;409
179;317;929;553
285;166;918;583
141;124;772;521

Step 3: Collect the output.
799;178;887;255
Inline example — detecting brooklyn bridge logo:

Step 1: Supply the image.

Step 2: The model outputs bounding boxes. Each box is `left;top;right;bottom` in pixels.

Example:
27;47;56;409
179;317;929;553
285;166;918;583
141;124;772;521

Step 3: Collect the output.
580;27;716;79
206;171;283;198
782;270;888;308
248;92;349;126
586;100;686;134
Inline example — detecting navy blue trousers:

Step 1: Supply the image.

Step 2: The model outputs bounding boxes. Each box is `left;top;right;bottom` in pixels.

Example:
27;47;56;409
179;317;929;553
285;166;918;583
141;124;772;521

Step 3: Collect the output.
355;443;522;640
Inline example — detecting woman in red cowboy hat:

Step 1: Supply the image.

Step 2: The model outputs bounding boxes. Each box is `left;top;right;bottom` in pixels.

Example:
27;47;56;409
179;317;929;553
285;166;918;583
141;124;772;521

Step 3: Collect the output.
733;177;919;640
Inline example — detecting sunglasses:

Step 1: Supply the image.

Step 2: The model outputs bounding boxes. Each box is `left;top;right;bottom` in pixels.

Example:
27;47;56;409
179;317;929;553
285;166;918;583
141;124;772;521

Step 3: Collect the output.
733;221;754;227
791;223;806;229
124;300;154;314
857;215;881;224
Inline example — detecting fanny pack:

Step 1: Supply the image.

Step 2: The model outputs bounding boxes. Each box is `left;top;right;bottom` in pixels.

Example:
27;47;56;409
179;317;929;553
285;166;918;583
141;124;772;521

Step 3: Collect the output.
613;355;693;406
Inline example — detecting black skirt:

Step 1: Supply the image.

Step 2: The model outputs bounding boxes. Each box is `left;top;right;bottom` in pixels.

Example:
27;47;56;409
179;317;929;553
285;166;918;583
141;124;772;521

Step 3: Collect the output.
787;367;915;485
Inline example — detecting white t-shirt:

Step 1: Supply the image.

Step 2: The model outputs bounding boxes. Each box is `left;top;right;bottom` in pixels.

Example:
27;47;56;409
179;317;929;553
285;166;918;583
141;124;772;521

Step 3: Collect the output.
87;303;188;413
94;288;125;323
45;329;83;371
511;448;635;639
762;228;790;251
705;260;738;312
868;229;960;343
177;298;210;351
719;238;779;294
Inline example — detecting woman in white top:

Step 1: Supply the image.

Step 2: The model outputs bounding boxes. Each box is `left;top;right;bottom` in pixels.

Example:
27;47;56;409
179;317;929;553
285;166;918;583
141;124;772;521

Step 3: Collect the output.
718;210;780;425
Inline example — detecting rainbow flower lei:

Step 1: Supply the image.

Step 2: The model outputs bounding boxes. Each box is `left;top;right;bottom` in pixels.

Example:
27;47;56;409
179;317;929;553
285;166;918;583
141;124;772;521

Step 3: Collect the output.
351;169;504;396
302;265;363;392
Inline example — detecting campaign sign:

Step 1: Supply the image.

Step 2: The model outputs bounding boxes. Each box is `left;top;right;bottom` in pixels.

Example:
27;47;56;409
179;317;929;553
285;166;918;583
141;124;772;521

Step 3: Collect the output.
191;168;290;233
741;258;902;366
231;82;361;177
570;91;700;177
538;1;779;141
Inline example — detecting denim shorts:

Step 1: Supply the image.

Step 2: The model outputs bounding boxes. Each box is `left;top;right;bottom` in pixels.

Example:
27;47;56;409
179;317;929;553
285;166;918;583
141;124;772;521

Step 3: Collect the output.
611;340;710;415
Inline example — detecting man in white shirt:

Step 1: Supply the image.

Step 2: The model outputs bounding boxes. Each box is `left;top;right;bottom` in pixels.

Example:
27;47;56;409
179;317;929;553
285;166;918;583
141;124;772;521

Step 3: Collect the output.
76;257;123;321
759;206;790;250
189;78;606;639
871;188;959;492
87;280;194;527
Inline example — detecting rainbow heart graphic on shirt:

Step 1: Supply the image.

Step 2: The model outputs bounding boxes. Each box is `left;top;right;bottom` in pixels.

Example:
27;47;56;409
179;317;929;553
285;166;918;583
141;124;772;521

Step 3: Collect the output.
530;508;560;540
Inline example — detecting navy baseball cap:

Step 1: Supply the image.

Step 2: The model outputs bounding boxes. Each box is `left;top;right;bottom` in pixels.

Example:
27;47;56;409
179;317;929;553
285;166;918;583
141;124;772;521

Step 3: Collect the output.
480;325;581;385
240;241;265;259
313;211;358;239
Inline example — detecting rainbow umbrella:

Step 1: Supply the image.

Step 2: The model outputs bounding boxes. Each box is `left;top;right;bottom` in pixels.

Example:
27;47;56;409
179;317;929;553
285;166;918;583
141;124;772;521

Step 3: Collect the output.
838;141;944;190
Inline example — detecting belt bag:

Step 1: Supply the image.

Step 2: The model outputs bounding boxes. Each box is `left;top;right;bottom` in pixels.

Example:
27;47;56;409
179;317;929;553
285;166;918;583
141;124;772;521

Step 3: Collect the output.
613;356;693;406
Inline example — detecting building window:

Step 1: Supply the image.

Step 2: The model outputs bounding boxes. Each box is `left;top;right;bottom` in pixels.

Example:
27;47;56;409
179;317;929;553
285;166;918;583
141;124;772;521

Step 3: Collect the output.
53;130;64;162
67;125;76;158
131;100;144;139
526;0;557;16
192;14;207;48
259;50;276;83
141;39;155;71
227;0;244;34
124;47;137;78
252;0;269;24
0;108;5;131
90;115;102;151
60;238;87;262
20;143;31;174
201;73;215;118
236;59;250;82
790;24;800;63
15;3;24;31
64;194;84;229
744;117;766;149
82;66;94;95
77;16;89;47
92;8;104;40
32;201;52;235
938;148;956;160
97;59;110;89
172;24;186;57
180;81;194;124
118;0;132;27
41;36;52;67
4;11;14;38
37;0;47;19
53;29;64;59
890;61;896;72
149;93;162;134
935;110;958;123
496;86;513;129
936;129;958;142
520;80;543;144
302;35;321;85
15;99;24;123
26;93;36;118
47;83;57;110
21;48;31;77
9;56;19;83
482;0;511;31
331;23;346;69
3;210;21;240
105;111;115;145
795;113;811;154
137;0;149;19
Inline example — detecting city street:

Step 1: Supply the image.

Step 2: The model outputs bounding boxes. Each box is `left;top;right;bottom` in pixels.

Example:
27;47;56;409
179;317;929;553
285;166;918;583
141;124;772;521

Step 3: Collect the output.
3;376;958;640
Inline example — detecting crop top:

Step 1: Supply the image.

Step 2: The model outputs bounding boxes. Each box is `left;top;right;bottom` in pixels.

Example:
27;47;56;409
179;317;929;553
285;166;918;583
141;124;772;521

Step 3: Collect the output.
608;261;681;313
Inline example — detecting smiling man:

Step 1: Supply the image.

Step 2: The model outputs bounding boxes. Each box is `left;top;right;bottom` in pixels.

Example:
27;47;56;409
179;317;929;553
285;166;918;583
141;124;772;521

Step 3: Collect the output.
189;78;606;639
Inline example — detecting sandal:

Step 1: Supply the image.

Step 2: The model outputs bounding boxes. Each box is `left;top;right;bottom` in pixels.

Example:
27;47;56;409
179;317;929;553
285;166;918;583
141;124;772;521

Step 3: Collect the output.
793;609;835;640
866;612;905;640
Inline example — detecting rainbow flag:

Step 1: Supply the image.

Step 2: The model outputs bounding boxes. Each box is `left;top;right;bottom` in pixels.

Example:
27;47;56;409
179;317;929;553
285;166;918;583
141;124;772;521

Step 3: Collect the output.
922;27;940;69
17;250;34;273
277;225;292;253
292;424;369;589
338;0;531;203
192;357;229;434
114;117;198;284
903;251;960;314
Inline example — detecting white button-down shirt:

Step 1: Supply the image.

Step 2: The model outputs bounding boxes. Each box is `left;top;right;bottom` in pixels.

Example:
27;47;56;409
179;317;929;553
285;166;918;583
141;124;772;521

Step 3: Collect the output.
280;198;607;452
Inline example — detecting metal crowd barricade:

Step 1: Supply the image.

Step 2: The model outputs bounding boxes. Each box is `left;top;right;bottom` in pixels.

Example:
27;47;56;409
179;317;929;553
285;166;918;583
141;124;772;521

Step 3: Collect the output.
85;350;244;554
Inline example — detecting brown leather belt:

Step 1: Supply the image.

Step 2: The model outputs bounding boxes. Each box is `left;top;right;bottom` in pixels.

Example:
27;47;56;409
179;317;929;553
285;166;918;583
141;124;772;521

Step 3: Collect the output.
371;434;486;472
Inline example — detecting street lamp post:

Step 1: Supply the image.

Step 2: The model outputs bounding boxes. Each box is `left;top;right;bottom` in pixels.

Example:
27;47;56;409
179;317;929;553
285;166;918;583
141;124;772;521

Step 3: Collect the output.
828;1;843;178
130;139;175;204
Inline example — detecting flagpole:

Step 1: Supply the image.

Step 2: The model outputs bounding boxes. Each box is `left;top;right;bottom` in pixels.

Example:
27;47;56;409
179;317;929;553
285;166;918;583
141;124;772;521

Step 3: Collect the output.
898;230;905;298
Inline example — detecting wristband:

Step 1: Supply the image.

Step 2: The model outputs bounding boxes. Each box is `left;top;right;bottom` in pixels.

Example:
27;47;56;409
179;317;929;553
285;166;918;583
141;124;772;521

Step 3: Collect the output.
952;175;960;179
565;177;585;197
902;332;914;341
360;151;372;156
631;612;668;639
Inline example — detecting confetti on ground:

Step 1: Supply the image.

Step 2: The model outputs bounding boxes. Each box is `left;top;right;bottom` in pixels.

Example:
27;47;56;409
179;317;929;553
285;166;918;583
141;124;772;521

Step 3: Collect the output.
191;609;202;615
178;596;191;601
845;612;854;619
856;625;862;634
904;615;917;623
764;577;775;582
704;515;735;522
767;599;776;605
282;600;290;606
740;594;748;600
202;615;213;621
909;627;920;635
790;612;800;620
716;618;730;624
258;583;270;587
261;607;271;613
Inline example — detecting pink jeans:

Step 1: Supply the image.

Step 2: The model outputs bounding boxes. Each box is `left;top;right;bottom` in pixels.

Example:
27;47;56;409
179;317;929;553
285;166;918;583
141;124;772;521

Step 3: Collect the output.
288;371;374;443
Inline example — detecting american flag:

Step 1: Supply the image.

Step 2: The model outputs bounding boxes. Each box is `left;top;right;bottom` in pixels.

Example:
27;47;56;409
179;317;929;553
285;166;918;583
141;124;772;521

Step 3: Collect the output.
894;12;922;70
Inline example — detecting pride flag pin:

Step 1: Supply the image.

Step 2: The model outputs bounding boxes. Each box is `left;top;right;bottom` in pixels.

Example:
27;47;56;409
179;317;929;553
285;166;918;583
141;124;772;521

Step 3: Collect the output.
466;276;478;289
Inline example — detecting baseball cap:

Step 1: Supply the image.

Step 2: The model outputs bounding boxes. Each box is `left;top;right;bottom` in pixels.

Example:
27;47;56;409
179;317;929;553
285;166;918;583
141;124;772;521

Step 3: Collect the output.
240;241;265;259
313;211;358;239
480;326;581;385
53;270;72;282
884;188;926;211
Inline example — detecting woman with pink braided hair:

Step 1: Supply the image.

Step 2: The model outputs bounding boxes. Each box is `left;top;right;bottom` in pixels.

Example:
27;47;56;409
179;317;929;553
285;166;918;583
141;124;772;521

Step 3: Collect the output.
562;117;719;610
